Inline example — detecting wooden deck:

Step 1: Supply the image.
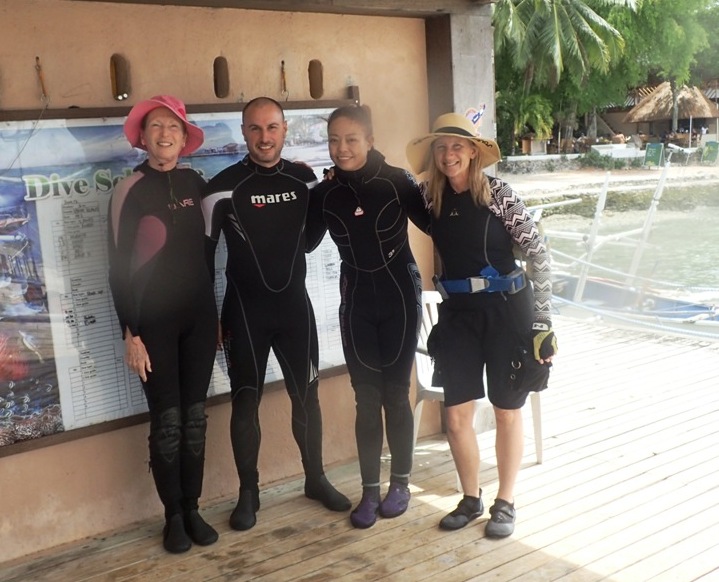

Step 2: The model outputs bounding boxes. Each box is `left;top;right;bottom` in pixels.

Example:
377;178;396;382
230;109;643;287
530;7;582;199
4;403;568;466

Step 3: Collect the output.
2;317;719;581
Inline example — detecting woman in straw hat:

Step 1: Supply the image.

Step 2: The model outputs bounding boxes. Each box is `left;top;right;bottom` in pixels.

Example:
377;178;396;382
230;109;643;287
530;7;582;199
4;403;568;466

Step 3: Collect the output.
108;95;219;553
308;105;430;528
406;113;557;538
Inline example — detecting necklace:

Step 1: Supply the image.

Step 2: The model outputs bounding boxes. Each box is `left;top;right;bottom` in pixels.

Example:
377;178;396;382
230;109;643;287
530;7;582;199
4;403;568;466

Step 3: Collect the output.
348;182;365;217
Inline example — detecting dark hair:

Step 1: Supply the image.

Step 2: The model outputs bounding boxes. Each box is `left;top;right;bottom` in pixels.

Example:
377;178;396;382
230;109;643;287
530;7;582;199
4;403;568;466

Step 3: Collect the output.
242;96;285;121
327;105;373;137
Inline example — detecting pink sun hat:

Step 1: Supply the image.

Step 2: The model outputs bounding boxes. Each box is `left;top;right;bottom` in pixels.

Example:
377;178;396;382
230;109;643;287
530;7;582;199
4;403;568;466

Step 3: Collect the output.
123;95;204;157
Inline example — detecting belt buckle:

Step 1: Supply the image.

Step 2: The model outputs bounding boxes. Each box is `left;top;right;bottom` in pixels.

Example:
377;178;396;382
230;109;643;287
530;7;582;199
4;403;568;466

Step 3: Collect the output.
469;277;489;293
508;271;526;294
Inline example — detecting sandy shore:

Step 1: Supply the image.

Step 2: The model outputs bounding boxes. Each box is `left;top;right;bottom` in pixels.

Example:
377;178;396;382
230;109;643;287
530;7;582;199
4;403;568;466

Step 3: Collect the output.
496;164;719;198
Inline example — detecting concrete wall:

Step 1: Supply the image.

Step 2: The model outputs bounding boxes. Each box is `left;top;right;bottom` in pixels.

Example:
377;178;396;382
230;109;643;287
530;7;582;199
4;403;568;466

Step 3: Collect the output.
0;0;441;561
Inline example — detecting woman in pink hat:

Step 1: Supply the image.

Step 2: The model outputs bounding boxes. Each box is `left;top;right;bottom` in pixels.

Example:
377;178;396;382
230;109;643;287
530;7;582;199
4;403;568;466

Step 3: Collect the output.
107;95;219;553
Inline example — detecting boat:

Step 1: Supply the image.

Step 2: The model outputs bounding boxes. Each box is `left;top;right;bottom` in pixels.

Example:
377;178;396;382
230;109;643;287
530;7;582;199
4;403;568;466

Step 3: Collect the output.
551;272;719;338
528;155;719;340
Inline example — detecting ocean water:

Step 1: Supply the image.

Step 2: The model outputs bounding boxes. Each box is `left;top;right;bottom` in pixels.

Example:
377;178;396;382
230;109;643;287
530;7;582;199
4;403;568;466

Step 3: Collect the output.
544;204;719;303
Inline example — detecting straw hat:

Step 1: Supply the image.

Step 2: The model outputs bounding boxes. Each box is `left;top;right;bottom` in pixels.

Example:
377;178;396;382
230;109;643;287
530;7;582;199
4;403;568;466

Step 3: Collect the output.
123;95;204;157
406;112;501;174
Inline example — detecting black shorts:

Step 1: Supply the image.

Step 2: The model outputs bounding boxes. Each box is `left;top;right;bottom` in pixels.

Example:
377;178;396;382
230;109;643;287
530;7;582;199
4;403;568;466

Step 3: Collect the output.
435;285;534;409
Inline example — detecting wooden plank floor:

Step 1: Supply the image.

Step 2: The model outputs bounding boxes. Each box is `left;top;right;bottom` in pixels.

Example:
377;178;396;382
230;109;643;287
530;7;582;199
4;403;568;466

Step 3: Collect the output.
2;316;719;582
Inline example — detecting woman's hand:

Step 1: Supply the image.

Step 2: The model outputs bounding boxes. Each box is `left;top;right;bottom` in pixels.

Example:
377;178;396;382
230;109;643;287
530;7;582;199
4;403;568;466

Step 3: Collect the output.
531;322;557;364
124;331;152;382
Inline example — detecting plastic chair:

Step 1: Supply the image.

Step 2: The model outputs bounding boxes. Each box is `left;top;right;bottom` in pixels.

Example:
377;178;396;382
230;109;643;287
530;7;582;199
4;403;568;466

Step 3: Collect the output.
412;290;445;453
412;290;544;489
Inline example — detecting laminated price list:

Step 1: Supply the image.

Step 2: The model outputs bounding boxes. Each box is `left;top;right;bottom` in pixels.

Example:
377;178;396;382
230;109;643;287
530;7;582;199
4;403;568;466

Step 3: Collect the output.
50;199;145;429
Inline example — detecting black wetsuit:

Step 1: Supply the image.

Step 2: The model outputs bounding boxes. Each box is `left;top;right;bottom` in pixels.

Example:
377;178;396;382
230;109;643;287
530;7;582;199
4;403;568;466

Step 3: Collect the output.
308;149;429;487
108;160;218;517
429;177;552;409
202;155;325;489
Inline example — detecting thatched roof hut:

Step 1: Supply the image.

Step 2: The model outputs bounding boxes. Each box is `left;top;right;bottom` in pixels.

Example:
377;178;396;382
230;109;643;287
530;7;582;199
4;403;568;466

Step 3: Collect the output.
623;82;719;123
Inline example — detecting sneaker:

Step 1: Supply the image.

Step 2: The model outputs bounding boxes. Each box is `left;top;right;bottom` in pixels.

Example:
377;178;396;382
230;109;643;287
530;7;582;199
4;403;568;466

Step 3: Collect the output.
485;498;516;538
379;481;411;518
305;474;352;511
439;493;484;530
229;488;259;531
163;513;192;553
350;488;381;529
184;509;219;546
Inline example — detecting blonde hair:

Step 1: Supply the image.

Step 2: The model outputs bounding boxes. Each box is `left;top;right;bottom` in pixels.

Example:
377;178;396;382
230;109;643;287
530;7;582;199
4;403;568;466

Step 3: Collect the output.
425;140;491;217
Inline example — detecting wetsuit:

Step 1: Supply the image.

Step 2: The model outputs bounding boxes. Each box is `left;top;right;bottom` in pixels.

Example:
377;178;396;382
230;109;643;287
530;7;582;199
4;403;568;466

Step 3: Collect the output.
108;160;218;518
429;177;552;409
308;149;430;487
202;155;325;491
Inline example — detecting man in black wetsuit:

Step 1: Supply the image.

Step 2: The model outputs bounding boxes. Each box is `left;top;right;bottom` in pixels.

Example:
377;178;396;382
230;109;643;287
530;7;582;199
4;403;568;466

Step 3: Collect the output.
202;97;350;530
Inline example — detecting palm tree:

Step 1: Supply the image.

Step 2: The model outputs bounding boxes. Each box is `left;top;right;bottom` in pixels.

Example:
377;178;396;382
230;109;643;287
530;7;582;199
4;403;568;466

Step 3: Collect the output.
494;0;637;91
493;0;639;146
497;89;554;154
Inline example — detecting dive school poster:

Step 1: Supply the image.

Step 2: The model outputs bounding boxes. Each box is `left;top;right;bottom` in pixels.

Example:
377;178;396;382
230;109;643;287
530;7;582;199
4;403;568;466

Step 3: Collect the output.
0;108;343;447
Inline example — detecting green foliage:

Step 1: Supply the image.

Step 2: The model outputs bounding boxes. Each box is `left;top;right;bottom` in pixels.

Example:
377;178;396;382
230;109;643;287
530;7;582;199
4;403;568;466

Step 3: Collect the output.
576;150;650;170
578;150;616;168
493;0;631;89
493;0;718;152
614;0;710;87
496;63;555;152
493;0;641;154
542;186;714;219
517;94;554;138
690;1;719;83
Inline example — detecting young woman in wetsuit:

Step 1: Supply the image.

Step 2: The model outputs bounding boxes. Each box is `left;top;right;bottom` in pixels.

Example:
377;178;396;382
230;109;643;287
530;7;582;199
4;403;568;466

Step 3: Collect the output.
308;105;430;528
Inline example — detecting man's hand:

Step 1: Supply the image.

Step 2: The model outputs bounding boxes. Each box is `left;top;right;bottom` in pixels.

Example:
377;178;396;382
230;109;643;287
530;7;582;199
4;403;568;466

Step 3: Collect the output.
125;331;152;382
532;322;557;364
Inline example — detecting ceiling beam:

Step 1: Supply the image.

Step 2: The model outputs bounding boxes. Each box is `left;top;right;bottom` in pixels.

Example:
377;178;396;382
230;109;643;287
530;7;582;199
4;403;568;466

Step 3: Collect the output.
70;0;495;18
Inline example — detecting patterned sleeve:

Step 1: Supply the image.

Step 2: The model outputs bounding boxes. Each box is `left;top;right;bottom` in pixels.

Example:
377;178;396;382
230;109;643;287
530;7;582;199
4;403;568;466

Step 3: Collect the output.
488;178;552;323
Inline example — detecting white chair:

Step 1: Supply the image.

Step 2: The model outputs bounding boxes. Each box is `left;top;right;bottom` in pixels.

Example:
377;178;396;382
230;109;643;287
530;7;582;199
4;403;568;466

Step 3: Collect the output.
412;290;543;489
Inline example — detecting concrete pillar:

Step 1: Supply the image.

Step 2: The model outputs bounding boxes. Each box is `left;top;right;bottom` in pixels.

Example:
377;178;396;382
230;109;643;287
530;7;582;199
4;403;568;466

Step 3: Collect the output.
425;6;496;140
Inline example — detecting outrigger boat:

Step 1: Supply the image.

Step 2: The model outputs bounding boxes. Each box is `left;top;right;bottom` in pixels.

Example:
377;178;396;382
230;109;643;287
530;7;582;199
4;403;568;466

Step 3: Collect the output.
529;157;719;340
550;271;719;338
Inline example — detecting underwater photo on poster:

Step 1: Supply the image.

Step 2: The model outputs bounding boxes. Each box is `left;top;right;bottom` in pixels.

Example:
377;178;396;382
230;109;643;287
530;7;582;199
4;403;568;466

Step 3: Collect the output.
0;123;62;445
